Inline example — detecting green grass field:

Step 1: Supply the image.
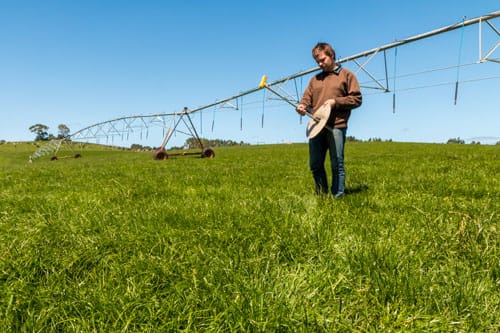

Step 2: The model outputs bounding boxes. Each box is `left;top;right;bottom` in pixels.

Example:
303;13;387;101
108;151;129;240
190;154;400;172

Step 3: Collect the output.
0;141;498;331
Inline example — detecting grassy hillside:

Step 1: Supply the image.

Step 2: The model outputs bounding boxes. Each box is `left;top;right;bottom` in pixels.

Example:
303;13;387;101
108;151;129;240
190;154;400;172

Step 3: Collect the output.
0;141;498;331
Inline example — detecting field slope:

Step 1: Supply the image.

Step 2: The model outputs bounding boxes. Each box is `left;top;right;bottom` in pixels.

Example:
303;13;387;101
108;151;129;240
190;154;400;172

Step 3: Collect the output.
0;142;498;331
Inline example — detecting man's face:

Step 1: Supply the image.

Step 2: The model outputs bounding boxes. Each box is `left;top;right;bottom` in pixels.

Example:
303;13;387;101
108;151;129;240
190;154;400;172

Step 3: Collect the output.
314;51;335;71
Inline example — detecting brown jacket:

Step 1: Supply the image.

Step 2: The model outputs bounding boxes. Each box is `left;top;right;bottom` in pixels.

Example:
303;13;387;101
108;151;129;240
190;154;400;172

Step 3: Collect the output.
300;66;362;128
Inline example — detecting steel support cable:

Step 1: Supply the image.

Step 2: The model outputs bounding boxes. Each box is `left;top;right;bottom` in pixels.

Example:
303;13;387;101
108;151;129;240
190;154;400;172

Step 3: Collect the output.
362;75;500;96
398;75;500;92
359;62;482;87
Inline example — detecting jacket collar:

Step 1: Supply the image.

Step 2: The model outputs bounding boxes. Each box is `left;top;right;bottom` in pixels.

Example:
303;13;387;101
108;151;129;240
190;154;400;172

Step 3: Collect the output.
325;64;342;75
316;64;342;80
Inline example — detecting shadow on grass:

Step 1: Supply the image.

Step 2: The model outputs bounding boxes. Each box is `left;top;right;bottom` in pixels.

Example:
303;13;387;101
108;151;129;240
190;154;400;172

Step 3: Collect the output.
345;184;369;195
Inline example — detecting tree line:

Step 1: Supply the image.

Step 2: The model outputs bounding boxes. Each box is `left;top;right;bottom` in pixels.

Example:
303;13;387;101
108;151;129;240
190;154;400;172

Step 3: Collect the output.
25;124;498;146
29;124;70;141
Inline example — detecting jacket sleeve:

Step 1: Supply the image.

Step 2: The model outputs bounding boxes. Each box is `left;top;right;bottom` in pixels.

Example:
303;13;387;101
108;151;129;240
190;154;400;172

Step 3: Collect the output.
335;71;362;110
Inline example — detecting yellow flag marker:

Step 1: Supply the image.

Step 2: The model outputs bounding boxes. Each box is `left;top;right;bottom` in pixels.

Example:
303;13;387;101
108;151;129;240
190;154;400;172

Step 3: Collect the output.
258;75;267;88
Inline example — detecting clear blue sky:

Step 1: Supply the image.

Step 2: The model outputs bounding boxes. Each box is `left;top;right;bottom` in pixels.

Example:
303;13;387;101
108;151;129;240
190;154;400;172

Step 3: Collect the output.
1;0;499;147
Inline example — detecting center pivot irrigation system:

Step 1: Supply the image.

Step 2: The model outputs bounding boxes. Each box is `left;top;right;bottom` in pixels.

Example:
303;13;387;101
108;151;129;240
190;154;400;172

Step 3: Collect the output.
29;11;499;162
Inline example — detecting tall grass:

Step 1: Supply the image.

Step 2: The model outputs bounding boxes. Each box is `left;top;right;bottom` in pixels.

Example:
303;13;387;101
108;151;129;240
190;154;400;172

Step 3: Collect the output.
0;142;498;331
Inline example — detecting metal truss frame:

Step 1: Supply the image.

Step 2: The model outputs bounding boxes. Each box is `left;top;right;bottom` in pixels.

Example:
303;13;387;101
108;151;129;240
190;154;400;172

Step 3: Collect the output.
30;11;499;161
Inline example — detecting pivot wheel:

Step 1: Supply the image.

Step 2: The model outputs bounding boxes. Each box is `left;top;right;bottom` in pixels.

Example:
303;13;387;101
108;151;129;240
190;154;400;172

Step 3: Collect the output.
153;150;168;160
201;148;215;158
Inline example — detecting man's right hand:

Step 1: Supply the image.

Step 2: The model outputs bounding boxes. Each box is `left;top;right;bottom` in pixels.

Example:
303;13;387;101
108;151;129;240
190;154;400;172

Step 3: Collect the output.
296;103;307;115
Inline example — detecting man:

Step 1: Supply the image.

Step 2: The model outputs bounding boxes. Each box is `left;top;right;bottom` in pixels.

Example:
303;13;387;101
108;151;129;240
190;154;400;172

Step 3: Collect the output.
296;42;362;197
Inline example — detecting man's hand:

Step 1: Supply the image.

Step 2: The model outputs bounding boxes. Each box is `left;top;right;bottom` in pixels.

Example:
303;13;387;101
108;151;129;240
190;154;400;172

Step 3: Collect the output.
296;103;307;116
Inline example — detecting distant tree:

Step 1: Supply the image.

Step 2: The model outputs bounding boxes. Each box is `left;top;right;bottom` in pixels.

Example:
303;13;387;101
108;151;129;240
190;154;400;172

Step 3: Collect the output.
57;124;70;139
131;144;142;150
447;137;465;144
29;124;49;141
185;137;206;149
131;144;153;151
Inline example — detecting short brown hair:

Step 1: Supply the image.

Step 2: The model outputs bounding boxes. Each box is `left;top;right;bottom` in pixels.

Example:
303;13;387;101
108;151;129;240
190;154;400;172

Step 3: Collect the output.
312;42;336;60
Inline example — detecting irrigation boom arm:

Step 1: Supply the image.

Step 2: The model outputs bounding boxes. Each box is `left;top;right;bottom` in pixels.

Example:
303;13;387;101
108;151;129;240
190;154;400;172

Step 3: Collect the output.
258;75;334;133
66;11;499;142
258;75;315;118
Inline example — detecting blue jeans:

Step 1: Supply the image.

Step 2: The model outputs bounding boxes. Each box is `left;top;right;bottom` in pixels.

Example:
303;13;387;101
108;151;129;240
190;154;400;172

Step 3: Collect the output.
309;127;346;196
